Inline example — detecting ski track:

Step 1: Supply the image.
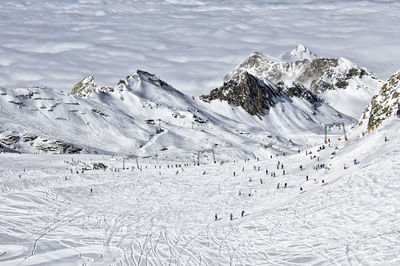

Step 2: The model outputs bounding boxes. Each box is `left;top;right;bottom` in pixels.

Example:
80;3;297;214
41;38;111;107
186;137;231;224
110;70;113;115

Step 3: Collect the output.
0;123;399;265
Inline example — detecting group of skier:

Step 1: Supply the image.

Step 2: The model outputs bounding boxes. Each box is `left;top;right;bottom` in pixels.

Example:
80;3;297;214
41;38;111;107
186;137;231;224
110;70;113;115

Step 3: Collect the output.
215;210;245;221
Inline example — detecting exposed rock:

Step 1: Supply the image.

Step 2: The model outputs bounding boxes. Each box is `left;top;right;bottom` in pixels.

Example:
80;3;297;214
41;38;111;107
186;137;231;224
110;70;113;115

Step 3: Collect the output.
277;81;322;105
35;140;85;154
357;70;400;133
71;76;107;97
201;71;283;117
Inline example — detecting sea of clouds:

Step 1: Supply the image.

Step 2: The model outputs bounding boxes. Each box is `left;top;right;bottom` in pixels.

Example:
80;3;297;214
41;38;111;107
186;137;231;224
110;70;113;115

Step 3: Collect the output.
1;0;399;95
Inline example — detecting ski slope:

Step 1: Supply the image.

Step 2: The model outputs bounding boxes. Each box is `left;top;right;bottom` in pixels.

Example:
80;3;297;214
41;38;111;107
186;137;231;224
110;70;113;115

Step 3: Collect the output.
0;118;398;265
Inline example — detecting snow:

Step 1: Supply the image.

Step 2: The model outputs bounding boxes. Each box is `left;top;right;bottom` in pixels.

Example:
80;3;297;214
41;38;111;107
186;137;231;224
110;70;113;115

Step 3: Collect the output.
1;0;399;264
0;69;354;157
279;44;318;63
1;0;400;95
0;117;399;265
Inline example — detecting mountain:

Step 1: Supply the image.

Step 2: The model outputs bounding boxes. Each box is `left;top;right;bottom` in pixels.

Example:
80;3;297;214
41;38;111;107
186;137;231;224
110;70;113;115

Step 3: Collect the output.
279;44;317;62
225;45;383;118
355;70;400;134
0;68;352;157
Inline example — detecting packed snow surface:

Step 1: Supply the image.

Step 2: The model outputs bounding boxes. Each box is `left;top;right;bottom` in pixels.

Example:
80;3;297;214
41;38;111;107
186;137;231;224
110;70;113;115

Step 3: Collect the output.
0;118;398;265
1;0;400;94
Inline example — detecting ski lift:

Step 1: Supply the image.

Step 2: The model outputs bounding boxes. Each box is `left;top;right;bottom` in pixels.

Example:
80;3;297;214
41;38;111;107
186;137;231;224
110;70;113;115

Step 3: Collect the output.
397;102;400;118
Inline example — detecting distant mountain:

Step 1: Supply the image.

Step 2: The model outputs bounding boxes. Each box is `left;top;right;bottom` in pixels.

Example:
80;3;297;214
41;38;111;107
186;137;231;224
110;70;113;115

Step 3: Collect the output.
356;70;400;134
224;45;383;118
0;68;352;157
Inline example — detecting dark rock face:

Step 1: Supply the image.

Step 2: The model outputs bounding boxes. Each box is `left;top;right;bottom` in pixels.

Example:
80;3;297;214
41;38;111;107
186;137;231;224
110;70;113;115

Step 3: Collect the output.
277;82;322;105
36;140;84;154
358;71;400;133
201;72;283;117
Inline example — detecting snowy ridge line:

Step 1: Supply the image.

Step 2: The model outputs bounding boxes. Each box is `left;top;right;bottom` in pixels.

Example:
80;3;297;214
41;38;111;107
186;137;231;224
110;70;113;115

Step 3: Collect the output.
0;66;354;158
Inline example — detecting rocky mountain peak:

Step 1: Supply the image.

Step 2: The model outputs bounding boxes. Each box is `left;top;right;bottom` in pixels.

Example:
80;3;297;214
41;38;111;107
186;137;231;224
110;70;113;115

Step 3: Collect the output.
279;44;318;62
71;76;102;97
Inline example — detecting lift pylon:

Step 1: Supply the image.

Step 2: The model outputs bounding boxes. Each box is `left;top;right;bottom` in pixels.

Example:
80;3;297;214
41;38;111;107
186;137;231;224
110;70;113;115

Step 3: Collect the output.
324;122;347;144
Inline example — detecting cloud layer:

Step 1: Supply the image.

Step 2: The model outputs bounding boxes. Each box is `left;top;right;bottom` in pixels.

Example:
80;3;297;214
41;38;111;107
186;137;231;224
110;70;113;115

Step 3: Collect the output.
1;0;399;95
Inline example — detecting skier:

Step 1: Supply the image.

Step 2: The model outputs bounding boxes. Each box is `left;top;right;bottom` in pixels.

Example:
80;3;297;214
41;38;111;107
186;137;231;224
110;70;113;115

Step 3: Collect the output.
260;178;263;184
266;169;268;175
215;214;218;221
230;213;233;221
241;210;245;217
322;179;325;184
277;182;280;189
306;175;309;181
239;190;242;196
353;159;357;165
300;165;303;170
283;169;285;175
233;171;236;177
284;182;287;188
300;187;303;191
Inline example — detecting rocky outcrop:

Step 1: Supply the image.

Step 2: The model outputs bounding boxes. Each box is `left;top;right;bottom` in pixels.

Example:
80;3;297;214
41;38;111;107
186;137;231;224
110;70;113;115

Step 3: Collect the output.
201;71;283;117
357;70;400;133
277;82;322;105
71;76;111;97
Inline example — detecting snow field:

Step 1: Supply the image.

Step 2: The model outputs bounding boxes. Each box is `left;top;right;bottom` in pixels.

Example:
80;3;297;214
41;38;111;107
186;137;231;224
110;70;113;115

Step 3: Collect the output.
0;118;399;265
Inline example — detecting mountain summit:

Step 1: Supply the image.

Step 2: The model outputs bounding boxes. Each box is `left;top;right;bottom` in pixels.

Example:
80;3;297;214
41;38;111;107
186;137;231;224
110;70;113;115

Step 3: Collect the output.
225;45;383;118
279;44;318;62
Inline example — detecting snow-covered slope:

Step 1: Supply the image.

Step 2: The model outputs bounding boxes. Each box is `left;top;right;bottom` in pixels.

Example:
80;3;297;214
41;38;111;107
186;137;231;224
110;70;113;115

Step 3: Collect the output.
0;69;352;158
226;45;383;118
0;110;398;265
